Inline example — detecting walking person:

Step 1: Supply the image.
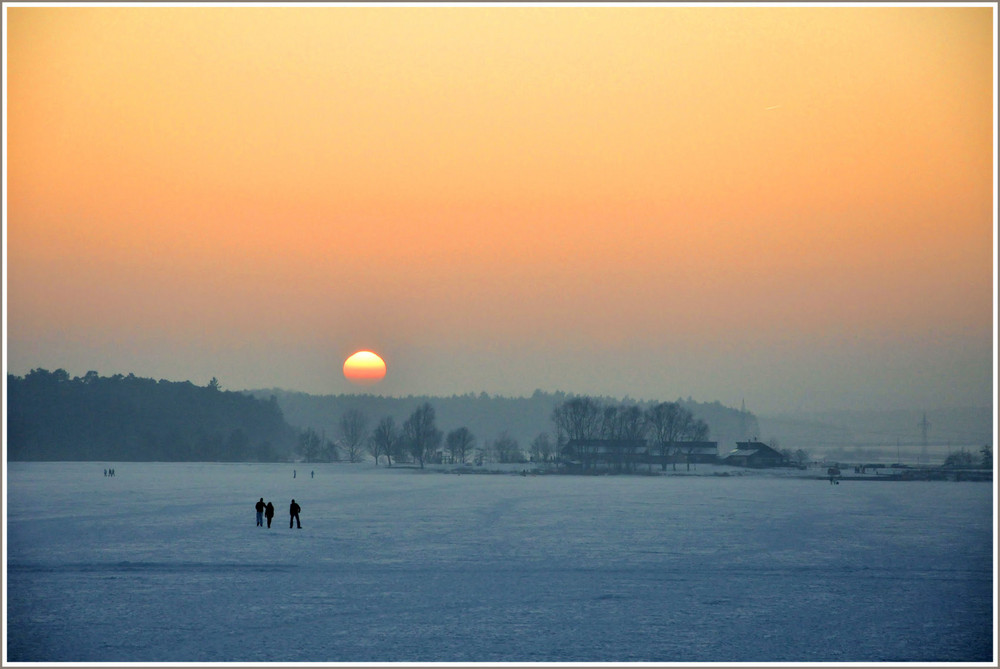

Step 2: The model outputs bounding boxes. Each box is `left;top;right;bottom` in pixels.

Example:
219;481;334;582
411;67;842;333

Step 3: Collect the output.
255;497;265;527
264;501;275;528
289;499;301;529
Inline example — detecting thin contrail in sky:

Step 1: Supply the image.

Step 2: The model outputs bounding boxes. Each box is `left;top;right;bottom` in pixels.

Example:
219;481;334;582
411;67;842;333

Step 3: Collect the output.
765;105;781;110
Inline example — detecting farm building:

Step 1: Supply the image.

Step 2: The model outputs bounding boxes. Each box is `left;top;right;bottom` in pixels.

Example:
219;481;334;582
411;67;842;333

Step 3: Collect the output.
722;441;788;468
561;439;649;471
561;439;720;471
671;441;718;464
645;441;720;466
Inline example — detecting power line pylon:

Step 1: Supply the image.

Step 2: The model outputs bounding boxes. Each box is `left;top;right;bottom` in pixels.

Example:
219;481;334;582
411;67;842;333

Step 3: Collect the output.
919;411;930;464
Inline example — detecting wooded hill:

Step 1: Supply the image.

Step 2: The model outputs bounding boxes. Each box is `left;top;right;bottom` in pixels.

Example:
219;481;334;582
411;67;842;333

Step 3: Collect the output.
7;369;296;462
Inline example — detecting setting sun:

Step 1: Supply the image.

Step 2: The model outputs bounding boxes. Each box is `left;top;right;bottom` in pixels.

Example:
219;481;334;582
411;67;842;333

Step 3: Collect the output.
343;351;387;386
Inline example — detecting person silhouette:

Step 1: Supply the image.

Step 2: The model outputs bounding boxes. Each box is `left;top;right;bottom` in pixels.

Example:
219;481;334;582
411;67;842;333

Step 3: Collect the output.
255;497;265;526
289;499;301;529
265;501;275;528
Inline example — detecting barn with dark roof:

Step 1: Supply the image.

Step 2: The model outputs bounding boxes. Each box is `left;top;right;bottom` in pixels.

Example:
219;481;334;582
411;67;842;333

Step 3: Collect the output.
722;441;788;468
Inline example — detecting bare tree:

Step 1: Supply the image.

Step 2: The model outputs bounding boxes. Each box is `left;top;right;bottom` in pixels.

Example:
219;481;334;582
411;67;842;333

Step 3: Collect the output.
321;430;340;462
551;396;602;442
529;432;555;463
600;404;622;440
297;428;322;462
476;438;493;466
645;402;682;470
618;405;648;472
552;396;603;467
781;448;809;467
943;449;977;468
339;409;370;463
645;402;704;471
446;427;475;465
597;405;628;470
681;418;710;470
618;405;647;440
403;403;442;469
369;415;399;467
493;431;523;463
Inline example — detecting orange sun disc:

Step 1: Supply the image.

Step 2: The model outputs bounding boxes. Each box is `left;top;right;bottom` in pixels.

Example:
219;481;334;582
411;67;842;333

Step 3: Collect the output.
343;350;387;385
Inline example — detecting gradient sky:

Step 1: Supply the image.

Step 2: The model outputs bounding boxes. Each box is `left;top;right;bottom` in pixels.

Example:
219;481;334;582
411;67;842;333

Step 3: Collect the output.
4;4;996;414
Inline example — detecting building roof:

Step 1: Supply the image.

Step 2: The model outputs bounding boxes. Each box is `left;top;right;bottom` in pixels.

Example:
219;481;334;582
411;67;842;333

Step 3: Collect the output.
677;442;718;452
726;442;786;460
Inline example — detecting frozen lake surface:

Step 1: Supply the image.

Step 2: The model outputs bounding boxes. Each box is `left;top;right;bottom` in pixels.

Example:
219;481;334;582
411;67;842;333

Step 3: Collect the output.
5;462;995;663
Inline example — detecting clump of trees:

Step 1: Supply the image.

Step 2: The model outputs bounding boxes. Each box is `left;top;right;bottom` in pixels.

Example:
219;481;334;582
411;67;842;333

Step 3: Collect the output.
296;409;377;464
339;409;369;463
7;369;295;461
369;416;400;466
295;428;339;462
551;396;712;472
402;402;442;468
942;445;992;469
250;388;758;462
780;447;810;466
529;432;557;463
446;427;476;465
480;431;525;465
335;403;532;468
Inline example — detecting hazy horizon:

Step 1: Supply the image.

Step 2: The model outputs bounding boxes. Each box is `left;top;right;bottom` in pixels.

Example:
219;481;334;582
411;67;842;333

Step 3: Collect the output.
5;364;995;420
5;4;996;417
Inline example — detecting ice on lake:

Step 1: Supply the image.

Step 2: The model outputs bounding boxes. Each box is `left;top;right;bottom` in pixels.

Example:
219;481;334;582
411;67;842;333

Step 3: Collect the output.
5;462;995;662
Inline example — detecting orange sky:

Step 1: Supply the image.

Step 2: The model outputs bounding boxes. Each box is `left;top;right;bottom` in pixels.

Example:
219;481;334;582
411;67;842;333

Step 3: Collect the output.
4;4;995;412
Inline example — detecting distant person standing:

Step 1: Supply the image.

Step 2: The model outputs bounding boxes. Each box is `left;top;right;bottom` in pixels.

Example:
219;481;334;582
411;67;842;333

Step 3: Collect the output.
289;499;301;529
255;497;265;526
264;501;275;528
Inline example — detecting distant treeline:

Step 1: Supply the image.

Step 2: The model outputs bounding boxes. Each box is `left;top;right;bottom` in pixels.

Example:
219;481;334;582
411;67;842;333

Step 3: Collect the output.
7;369;296;462
248;388;760;459
6;369;761;464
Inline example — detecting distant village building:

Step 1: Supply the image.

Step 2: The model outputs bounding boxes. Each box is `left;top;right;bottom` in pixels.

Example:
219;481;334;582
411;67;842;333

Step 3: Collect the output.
561;439;650;471
722;441;788;468
555;440;794;471
669;441;719;465
561;439;719;471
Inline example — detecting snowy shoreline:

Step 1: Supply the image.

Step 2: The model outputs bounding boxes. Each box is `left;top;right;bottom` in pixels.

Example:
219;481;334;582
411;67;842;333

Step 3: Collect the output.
400;461;994;482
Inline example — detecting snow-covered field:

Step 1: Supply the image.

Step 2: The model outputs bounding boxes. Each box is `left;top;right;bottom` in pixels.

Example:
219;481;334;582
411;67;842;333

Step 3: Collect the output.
5;462;995;663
